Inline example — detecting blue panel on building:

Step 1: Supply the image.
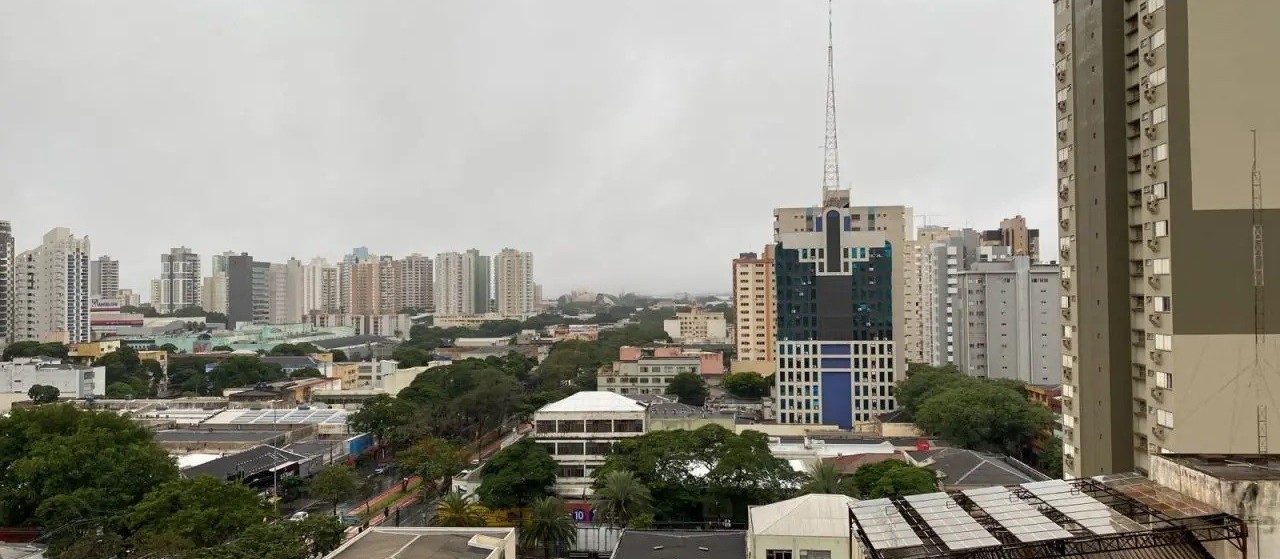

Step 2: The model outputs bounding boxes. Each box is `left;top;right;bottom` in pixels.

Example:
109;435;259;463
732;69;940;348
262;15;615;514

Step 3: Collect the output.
820;344;850;355
821;371;852;430
821;357;851;369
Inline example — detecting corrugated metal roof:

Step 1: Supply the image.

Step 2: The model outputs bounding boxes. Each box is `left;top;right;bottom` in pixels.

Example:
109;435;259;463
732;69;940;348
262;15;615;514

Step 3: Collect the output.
749;494;857;538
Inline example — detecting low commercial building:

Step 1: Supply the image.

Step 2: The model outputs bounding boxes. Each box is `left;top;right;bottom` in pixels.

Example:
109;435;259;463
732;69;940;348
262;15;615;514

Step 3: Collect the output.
532;391;647;497
647;401;736;432
324;527;516;559
748;494;857;559
544;324;600;342
1148;454;1280;557
307;313;412;340
0;357;106;405
597;346;724;396
613;531;745;559
222;377;342;407
663;306;729;345
311;335;398;361
432;314;507;329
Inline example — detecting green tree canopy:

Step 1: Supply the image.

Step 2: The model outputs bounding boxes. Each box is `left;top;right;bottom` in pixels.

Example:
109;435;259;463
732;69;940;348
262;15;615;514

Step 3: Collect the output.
1;341;68;361
665;371;710;406
800;460;855;497
591;470;653;528
309;464;361;515
914;382;1052;456
397;437;467;494
349;393;416;443
721;372;772;399
269;343;320;356
850;460;938;499
477;439;557;510
212;345;234;352
0;404;179;550
290;367;323;378
158;343;180;353
207;355;287;393
330;349;349;362
520;497;577;559
128;475;275;548
1038;435;1064;478
896;364;967;417
26;384;59;404
435;493;488;527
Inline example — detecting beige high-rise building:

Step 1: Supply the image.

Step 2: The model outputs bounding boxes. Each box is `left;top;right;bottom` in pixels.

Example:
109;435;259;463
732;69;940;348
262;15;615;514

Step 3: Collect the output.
346;260;380;316
399;254;433;313
13;228;91;344
303;257;340;314
981;215;1040;263
435;251;488;316
266;258;305;324
376;255;401;315
494;248;535;319
1056;0;1280;479
0;221;13;348
732;248;775;370
201;273;228;315
90;255;119;300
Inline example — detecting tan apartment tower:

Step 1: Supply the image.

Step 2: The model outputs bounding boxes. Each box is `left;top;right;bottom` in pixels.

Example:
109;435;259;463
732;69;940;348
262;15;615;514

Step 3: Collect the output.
731;248;776;375
1056;0;1280;478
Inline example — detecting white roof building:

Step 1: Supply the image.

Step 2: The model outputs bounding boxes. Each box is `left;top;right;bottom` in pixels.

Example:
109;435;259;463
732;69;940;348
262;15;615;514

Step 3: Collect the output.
748;494;858;559
536;390;647;414
533;391;647;498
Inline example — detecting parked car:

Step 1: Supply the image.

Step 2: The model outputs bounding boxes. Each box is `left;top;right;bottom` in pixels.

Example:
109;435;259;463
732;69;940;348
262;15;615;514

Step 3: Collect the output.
289;511;309;521
374;464;391;475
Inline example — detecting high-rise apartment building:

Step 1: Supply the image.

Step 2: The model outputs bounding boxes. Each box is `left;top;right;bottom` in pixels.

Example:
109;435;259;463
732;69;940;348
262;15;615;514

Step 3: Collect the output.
399;254;433;313
954;256;1061;385
0;221;12;348
981;215;1040;263
90;255;120;300
772;201;909;429
201;273;227;315
732;249;776;367
494;248;535;319
466;249;491;314
903;227;982;366
303;257;340;314
435;250;489;316
1056;0;1280;478
266;258;305;324
376;255;401;315
13;228;91;344
226;253;271;326
151;247;201;314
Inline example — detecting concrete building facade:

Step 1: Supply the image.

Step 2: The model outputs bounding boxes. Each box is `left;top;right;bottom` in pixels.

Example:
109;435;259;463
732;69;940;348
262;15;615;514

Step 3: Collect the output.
151;247;201;314
303;257;339;314
13;228;91;344
494;248;534;319
662;306;729;345
982;215;1040;263
1056;0;1280;478
597;346;725;396
435;251;490;316
0;221;11;349
1;357;106;398
772;200;909;430
399;254;433;313
954;256;1061;384
90;255;119;300
532;391;647;497
733;249;776;368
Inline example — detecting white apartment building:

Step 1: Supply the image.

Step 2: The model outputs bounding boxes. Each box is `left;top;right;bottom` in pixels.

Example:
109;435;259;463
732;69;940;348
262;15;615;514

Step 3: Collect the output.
303;258;340;314
954;256;1061;384
663;306;729;345
14;228;91;344
399;254;433;313
0;221;12;349
435;251;485;316
532;391;647;497
1;357;106;399
494;248;534;319
732;249;775;368
150;247;201;314
266;259;305;324
200;273;228;315
597;346;724;396
903;227;981;366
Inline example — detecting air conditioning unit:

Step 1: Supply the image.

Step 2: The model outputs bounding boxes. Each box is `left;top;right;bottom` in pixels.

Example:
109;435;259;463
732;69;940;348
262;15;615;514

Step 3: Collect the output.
1061;308;1072;319
1059;159;1070;170
1058;129;1069;141
1147;238;1160;250
1062;338;1072;349
1149;313;1161;326
1145;126;1158;139
1061;277;1071;289
1148;275;1161;288
1060;218;1071;230
1148;443;1161;454
1144;87;1157;101
1059;186;1071;200
1146;164;1159;177
1150;387;1165;402
1144;51;1157;65
1147;199;1160;213
1061;247;1071;258
1057;40;1067;52
1057;70;1067;83
1057;100;1068;112
1149;350;1163;364
1142;13;1155;27
1153;426;1166;440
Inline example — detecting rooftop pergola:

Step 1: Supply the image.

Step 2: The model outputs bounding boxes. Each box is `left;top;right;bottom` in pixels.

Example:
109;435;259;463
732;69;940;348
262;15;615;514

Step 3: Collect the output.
849;474;1248;559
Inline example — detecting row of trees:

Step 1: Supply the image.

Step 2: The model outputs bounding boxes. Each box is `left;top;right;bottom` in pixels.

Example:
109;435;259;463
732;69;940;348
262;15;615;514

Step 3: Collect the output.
0;404;345;558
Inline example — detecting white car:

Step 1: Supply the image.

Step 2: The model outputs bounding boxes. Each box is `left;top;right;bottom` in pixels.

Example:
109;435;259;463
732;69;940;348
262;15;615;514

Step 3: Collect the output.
289;511;310;521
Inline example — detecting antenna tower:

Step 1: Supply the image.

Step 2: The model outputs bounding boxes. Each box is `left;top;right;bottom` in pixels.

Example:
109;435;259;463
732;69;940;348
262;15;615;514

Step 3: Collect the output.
821;0;842;199
1252;129;1269;454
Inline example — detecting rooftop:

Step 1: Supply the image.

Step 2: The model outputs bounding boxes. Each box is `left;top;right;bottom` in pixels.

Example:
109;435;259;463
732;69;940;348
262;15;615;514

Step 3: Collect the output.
648;402;735;420
324;527;515;559
311;335;393;350
611;531;745;559
907;448;1048;488
203;408;349;426
1156;453;1280;481
259;356;322;369
181;445;307;481
750;493;857;538
537;391;647;414
154;430;283;444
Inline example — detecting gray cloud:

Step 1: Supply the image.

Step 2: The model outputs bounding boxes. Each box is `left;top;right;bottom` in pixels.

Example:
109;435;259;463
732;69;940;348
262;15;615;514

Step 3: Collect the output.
0;0;1056;297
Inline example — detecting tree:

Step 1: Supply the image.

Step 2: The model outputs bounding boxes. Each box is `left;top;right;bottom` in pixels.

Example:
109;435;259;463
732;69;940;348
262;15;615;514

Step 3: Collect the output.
435;493;488;527
179;515;345;559
26;384;60;404
0;404;179;551
591;471;653;527
520;497;577;559
397;437;466;495
309;464;361;515
290;367;323;378
207;355;287;394
896;364;967;416
105;382;137;399
128;475;274;548
159;343;180;353
270;343;320;356
2;341;69;361
800;461;855;496
913;382;1052;456
851;460;937;499
212;345;234;352
477;439;557;510
1038;436;1064;478
721;372;772;399
665;371;709;406
330;349;348;362
348;393;414;444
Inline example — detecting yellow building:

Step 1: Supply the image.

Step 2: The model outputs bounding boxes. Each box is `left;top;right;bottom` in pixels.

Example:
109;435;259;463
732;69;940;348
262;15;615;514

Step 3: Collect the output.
731;247;775;375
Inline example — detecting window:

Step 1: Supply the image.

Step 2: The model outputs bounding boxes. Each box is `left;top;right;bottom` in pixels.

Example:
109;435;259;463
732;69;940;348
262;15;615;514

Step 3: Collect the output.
557;442;585;455
1056;86;1071;103
1061;295;1071;309
1154;220;1169;237
1156;371;1173;389
1148;0;1164;10
1058;146;1072;162
1149;67;1167;86
799;551;831;559
1153;334;1173;351
1150;106;1168;125
1153;143;1168;161
585;442;613;455
614;419;644;433
557;420;585;433
1151;29;1166;49
1153;296;1172;312
1148;181;1168;199
535;421;557;433
1062;384;1075;398
559;465;586;478
1156;409;1174;428
1153;258;1171;275
1062;354;1075;368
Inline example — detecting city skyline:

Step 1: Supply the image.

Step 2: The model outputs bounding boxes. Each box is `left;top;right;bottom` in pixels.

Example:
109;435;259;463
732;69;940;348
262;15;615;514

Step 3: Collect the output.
0;1;1056;297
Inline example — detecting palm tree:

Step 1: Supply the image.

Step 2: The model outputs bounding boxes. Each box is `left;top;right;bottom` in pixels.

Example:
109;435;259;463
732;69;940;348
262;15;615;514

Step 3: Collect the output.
520;497;577;559
435;492;488;527
801;460;854;496
591;471;653;527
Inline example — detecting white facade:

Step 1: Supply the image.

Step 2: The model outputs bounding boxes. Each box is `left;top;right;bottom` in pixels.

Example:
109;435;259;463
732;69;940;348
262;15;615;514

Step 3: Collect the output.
434;251;475;316
151;247;201;314
266;259;305;324
13;228;91;344
532;391;647;497
308;313;411;340
399;254;434;313
747;494;858;559
1;357;106;398
303;257;340;314
663;307;729;345
0;221;12;348
494;248;535;319
200;273;228;314
954;256;1062;384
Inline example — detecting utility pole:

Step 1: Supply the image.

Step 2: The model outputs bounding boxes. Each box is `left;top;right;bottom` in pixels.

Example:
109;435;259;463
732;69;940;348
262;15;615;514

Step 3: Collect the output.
1252;129;1268;455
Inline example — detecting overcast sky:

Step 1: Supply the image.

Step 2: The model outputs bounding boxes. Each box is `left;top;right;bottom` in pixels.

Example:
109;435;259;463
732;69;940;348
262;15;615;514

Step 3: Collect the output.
0;0;1055;298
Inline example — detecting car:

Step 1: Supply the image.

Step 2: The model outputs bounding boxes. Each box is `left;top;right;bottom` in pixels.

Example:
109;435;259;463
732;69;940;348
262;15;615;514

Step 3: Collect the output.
374;464;391;475
289;511;309;521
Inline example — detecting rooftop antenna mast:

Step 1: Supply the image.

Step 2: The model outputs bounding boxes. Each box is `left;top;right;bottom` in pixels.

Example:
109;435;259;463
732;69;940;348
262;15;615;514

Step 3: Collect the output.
821;0;846;207
1252;129;1268;455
